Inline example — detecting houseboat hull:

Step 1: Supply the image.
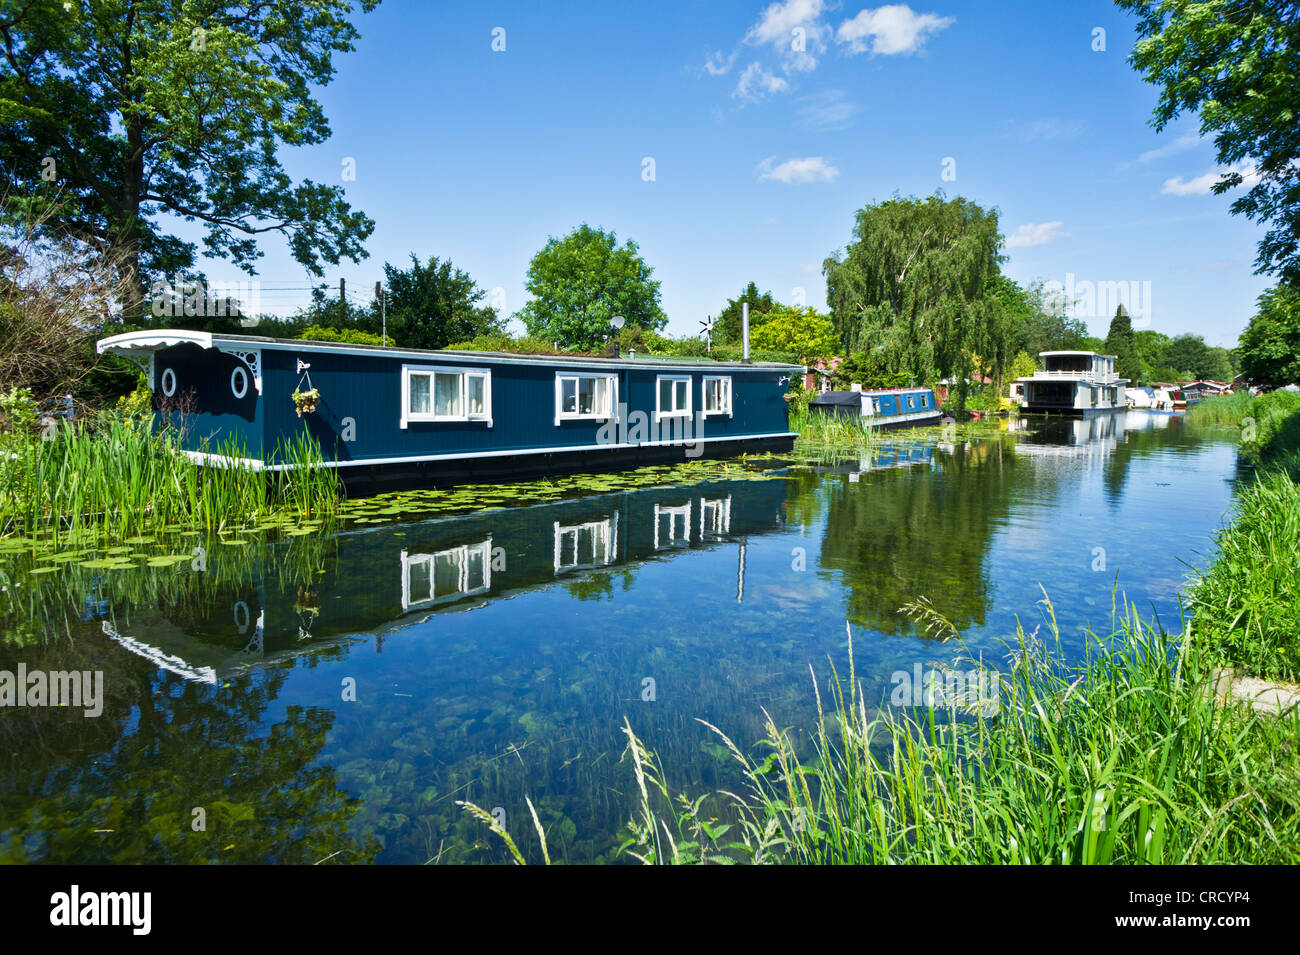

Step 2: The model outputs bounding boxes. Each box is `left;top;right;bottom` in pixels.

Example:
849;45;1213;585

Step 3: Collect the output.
809;387;942;430
335;434;797;493
96;330;803;485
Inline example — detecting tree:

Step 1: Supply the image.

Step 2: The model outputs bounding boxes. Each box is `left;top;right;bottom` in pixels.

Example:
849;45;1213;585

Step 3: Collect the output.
519;224;667;350
377;254;505;350
713;282;778;344
748;305;838;356
1164;333;1234;380
1116;0;1300;282
1008;350;1039;381
823;193;1004;410
1104;305;1144;383
0;0;379;315
1238;285;1300;387
0;196;135;402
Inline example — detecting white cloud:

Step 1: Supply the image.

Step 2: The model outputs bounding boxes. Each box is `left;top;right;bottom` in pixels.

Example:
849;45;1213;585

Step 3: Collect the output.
758;156;839;184
1162;160;1260;196
798;90;860;130
836;4;954;56
745;0;831;73
1004;221;1069;249
1134;131;1203;164
733;62;791;102
703;49;738;75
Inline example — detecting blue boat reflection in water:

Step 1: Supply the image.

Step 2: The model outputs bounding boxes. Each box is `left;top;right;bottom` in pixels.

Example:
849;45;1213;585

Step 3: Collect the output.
0;412;1240;863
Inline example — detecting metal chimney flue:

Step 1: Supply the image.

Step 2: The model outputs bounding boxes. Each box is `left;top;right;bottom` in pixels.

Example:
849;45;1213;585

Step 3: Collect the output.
741;302;751;363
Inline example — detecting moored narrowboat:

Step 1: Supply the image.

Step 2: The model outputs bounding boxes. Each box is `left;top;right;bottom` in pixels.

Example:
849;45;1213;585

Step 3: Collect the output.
808;386;943;429
96;330;802;486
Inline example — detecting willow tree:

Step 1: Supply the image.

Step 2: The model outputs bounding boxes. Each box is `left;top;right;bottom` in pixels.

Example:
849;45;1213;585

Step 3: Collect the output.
0;0;379;318
823;194;1004;409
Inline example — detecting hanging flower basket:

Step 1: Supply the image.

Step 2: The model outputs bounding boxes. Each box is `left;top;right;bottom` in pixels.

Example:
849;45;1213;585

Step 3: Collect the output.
291;387;321;417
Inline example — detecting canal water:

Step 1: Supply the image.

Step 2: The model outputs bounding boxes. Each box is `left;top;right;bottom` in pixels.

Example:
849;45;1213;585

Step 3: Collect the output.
0;412;1239;863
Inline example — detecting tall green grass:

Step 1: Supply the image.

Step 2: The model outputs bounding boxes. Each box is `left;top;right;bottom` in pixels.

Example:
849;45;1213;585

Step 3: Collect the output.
790;399;880;460
1186;467;1300;682
466;601;1300;864
1188;389;1300;466
1184;388;1300;680
0;412;341;541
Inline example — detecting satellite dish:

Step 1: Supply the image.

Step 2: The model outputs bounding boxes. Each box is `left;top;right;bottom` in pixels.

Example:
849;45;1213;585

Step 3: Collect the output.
611;315;625;330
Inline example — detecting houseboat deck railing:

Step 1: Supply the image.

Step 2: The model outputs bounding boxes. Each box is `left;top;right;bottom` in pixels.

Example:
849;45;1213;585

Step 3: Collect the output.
1027;370;1123;382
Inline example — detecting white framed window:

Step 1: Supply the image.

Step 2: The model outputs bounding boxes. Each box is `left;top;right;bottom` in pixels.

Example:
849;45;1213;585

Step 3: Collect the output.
702;376;732;417
400;540;492;610
231;365;249;399
656;375;692;421
554;373;618;424
699;496;732;539
160;367;177;397
653;502;692;549
553;513;619;573
401;364;492;429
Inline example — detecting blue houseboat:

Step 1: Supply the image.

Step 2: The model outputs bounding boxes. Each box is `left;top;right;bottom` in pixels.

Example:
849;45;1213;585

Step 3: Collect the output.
808;386;943;429
96;330;802;485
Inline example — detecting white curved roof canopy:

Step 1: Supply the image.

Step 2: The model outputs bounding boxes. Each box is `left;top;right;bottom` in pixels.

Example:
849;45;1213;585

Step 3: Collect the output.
97;329;214;356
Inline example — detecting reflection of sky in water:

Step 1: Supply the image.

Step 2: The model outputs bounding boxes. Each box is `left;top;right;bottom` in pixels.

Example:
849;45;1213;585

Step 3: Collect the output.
0;412;1240;864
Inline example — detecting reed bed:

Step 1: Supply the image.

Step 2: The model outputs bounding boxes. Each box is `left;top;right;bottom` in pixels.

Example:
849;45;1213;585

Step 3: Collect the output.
0;412;341;542
468;602;1300;864
790;401;880;460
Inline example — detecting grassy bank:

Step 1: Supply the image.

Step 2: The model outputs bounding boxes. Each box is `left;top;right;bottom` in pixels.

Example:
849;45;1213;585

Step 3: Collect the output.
467;604;1300;864
1185;389;1300;682
0;412;342;542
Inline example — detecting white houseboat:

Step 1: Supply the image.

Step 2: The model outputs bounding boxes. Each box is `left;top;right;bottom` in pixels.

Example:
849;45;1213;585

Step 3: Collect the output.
1014;351;1128;415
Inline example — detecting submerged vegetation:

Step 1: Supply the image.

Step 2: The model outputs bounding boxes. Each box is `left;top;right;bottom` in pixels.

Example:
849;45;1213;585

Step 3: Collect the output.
468;602;1300;864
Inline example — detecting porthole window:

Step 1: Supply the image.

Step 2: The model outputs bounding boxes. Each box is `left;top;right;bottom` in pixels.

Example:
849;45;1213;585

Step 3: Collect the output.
231;365;249;399
160;367;177;397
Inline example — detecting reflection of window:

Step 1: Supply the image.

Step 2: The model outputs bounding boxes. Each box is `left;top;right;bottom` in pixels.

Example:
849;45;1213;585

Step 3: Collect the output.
402;365;491;428
401;540;492;609
656;375;691;420
553;514;618;572
702;376;731;416
699;496;732;539
654;502;692;549
555;373;617;422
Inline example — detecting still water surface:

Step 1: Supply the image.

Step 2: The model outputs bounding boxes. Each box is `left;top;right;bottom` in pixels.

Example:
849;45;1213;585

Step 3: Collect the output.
0;412;1239;863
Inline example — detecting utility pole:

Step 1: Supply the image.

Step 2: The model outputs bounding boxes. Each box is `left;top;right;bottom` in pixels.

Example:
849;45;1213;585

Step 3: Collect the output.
375;281;387;345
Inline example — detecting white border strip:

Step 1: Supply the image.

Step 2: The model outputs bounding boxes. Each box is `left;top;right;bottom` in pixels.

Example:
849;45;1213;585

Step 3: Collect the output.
185;431;799;472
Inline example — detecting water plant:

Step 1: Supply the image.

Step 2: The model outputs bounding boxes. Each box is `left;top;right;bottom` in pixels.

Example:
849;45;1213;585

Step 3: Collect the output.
464;599;1300;864
0;410;340;544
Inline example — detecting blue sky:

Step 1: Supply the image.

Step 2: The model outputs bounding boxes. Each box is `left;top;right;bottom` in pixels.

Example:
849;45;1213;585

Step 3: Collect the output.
192;0;1271;348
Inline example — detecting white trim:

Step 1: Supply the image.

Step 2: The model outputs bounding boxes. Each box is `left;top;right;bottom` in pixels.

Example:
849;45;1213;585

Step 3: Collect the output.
400;363;493;430
231;365;249;399
554;371;619;425
653;502;692;549
400;539;493;610
97;329;214;354
553;512;619;573
702;375;732;418
655;374;692;421
699;495;732;538
181;431;799;472
101;621;218;685
160;366;177;397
